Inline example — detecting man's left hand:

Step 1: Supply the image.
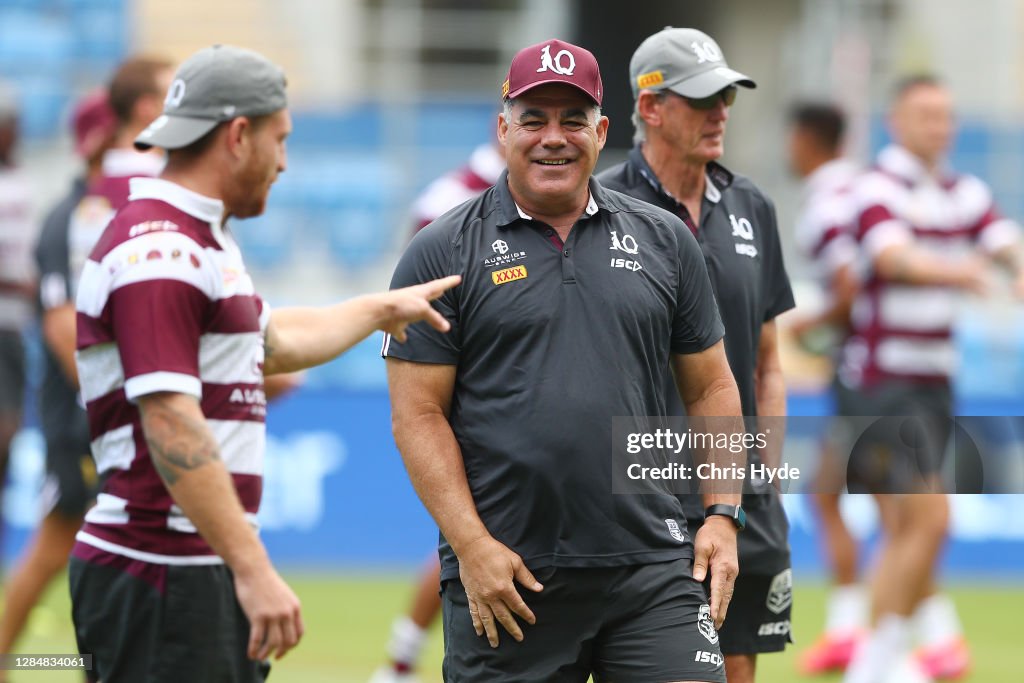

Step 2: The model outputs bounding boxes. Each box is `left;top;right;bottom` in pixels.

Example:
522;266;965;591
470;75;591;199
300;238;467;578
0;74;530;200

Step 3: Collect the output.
692;515;739;629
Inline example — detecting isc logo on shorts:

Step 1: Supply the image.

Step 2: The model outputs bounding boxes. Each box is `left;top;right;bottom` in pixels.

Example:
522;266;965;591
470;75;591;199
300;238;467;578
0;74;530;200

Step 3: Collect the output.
758;620;791;636
491;266;527;285
694;650;723;666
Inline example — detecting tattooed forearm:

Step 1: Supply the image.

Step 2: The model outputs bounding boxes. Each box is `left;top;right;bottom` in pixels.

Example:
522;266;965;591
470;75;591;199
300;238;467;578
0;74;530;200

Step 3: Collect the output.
140;397;221;486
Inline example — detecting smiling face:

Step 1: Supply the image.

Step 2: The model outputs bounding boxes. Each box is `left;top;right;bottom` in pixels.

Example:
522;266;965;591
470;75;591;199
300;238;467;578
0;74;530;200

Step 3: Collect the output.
498;83;608;216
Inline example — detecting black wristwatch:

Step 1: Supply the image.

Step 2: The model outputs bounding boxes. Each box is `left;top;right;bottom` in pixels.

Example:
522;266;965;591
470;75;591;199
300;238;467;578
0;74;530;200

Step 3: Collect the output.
704;504;746;531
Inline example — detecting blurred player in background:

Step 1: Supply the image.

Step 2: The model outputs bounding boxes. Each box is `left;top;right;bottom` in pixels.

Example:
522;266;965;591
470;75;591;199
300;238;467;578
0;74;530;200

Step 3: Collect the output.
599;27;794;683
841;75;1023;683
68;44;458;682
0;88;118;666
0;84;35;567
371;140;504;683
0;55;172;663
786;102;871;675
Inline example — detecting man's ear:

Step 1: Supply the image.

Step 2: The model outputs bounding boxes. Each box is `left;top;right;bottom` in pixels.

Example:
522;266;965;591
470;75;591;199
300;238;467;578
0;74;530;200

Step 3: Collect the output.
225;116;251;159
595;115;609;151
636;91;663;130
497;111;509;146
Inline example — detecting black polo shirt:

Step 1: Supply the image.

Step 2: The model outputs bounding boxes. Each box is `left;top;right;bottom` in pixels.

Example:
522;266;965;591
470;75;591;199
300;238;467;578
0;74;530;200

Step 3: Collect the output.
384;170;725;581
598;145;795;418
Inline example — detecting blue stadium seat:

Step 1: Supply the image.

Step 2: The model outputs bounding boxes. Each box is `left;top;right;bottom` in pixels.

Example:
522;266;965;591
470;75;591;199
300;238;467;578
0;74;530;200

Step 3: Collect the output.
0;11;74;71
233;207;298;271
16;78;70;139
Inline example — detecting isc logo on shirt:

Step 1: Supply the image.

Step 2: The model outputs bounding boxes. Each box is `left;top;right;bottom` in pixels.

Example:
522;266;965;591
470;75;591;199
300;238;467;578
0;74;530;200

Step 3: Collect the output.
492;266;527;285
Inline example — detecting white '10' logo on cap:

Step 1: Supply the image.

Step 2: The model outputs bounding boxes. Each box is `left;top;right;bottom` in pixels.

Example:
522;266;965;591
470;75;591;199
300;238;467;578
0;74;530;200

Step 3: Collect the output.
691;41;722;64
165;79;187;108
537;44;576;76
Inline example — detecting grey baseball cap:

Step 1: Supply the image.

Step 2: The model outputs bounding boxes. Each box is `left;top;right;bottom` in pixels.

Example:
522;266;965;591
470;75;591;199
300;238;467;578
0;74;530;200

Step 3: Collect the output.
135;44;287;151
629;27;756;99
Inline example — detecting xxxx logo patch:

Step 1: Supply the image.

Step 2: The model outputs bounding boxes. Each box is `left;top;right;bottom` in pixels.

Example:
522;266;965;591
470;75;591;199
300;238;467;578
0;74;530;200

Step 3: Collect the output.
491;266;527;285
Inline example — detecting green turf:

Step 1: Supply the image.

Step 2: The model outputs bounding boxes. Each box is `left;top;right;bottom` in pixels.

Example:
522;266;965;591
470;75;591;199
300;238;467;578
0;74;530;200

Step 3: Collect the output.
4;572;1022;682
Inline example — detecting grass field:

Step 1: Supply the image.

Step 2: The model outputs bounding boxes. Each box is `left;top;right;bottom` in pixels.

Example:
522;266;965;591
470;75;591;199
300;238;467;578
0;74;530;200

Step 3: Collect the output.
4;572;1023;682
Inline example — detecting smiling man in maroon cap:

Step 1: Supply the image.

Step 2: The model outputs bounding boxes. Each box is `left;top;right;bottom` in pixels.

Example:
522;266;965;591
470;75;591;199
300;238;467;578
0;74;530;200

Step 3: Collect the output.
385;39;745;682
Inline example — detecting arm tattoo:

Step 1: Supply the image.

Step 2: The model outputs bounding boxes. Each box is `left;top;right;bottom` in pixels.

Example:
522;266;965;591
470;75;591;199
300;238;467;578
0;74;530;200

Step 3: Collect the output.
142;400;221;486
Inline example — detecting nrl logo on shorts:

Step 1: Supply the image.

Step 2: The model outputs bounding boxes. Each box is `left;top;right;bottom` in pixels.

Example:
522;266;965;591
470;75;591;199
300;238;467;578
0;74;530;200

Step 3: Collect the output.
697;603;719;644
766;568;793;615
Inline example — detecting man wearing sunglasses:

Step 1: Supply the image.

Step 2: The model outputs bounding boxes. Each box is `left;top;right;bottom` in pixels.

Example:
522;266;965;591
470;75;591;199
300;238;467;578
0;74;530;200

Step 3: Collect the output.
599;27;795;683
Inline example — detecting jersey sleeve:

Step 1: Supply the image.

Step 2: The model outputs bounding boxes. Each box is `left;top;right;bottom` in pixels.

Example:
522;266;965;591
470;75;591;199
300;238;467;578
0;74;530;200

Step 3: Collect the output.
759;196;796;322
35;195;75;311
382;223;460;364
957;176;1022;254
83;232;216;401
669;217;725;354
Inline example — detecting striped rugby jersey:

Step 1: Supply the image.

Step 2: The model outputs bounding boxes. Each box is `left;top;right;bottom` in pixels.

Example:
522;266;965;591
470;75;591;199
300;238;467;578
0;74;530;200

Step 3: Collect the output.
794;157;860;287
840;144;1019;389
74;177;270;565
410;143;504;234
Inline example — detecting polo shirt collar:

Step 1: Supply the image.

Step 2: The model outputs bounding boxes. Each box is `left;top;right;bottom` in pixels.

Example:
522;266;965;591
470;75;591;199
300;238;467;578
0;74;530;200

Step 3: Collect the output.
495;169;614;229
128;177;229;245
628;144;733;207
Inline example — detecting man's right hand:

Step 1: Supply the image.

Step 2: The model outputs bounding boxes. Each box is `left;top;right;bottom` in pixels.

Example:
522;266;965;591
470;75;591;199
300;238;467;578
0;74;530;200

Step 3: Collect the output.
233;564;305;661
379;274;462;342
457;535;544;648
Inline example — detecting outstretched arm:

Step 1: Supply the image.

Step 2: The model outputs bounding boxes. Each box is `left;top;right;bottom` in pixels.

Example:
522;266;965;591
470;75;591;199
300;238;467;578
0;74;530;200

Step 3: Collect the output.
263;275;461;374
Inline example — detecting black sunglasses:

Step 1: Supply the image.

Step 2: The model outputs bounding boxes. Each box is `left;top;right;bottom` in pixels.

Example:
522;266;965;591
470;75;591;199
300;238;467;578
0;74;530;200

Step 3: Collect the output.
682;86;738;110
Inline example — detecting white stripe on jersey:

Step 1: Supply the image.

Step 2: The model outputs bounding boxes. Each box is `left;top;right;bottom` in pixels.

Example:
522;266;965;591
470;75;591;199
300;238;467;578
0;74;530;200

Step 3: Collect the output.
878;286;958;332
89;424;136;474
83;493;130;525
167;505;260;534
76;343;124;403
124;371;202;402
876;337;956;376
76;232;217;317
979;218;1020;254
75;531;226;566
199;332;265;384
208;419;265;475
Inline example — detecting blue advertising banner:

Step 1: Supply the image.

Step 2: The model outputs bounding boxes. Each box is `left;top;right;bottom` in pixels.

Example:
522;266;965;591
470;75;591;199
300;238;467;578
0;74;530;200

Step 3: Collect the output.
4;387;1024;575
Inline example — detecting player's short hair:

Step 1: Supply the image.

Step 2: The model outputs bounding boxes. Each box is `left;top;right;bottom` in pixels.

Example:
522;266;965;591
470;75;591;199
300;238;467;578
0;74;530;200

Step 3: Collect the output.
891;73;944;103
108;56;174;125
502;98;602;128
789;102;846;153
166;112;275;163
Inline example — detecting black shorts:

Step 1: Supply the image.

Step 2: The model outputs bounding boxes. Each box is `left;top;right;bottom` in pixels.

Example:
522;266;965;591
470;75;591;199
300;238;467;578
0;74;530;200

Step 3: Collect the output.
687;489;793;655
69;551;270;683
441;559;726;683
836;380;953;493
41;436;99;518
0;330;25;414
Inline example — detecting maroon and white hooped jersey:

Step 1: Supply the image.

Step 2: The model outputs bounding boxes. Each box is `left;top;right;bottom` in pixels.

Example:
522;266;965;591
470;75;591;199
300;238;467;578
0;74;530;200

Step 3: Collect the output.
840;144;1019;389
74;177;270;565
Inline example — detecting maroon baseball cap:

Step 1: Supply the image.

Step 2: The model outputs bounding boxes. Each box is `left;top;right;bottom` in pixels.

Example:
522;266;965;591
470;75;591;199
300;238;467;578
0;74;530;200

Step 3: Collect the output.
502;39;603;105
71;90;117;159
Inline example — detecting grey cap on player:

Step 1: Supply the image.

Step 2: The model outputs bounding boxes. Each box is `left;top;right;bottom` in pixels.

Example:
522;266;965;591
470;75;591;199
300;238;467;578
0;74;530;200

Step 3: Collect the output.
135;44;287;151
629;27;756;99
